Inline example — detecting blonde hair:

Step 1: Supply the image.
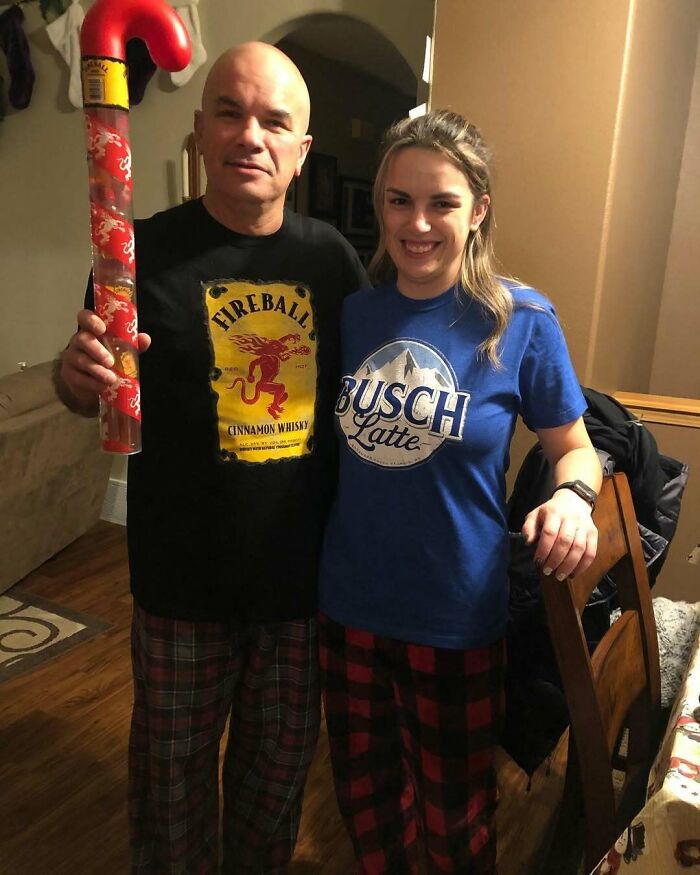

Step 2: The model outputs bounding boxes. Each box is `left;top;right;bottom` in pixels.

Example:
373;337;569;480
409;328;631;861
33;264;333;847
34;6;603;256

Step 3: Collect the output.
369;110;514;367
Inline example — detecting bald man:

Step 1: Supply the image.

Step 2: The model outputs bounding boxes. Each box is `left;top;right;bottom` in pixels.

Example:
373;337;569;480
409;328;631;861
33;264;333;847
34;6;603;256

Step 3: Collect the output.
57;43;366;873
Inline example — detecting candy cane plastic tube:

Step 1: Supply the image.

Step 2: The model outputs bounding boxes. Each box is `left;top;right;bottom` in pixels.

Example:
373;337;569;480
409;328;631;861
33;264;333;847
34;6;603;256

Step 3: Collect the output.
80;0;190;453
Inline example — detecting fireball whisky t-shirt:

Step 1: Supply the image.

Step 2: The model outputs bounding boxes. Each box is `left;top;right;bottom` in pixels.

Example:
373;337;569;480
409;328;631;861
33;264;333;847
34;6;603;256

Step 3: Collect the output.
87;199;366;622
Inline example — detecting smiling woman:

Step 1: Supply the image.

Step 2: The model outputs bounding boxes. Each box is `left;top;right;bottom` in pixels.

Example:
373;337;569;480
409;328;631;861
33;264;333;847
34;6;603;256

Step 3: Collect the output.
317;109;602;873
381;146;488;300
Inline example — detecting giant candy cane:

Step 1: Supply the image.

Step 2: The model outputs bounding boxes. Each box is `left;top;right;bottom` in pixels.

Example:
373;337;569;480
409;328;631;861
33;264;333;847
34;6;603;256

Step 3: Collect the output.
80;0;191;453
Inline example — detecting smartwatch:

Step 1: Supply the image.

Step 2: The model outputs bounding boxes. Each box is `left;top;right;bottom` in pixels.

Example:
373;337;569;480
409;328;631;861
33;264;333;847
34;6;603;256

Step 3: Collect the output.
553;480;597;510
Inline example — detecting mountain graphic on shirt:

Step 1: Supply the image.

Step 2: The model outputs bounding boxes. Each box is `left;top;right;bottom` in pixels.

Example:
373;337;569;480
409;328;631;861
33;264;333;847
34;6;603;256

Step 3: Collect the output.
369;349;452;413
341;338;468;468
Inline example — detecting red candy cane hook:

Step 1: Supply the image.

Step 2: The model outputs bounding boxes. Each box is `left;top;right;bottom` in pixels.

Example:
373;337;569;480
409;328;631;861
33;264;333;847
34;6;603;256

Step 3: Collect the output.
81;0;191;67
80;0;191;454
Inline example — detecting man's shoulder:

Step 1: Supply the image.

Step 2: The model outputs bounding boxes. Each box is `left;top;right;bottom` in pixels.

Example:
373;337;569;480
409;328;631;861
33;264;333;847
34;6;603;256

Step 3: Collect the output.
281;212;368;291
285;210;355;253
134;198;201;241
132;200;213;274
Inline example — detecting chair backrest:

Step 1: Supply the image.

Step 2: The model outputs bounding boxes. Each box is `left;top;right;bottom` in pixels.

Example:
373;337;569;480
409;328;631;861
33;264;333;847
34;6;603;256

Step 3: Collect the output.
540;473;661;872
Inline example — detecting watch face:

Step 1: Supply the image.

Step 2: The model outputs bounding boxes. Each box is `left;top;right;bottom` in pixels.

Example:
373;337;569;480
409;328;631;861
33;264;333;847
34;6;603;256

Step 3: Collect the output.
574;480;597;503
558;480;597;507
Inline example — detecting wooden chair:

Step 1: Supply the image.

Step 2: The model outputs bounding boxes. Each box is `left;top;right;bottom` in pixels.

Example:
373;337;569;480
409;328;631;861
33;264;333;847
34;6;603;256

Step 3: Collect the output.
540;473;662;873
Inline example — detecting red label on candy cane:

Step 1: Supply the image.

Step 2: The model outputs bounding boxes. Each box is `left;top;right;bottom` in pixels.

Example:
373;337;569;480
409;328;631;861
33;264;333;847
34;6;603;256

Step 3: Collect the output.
90;203;135;267
102;375;141;422
94;283;138;345
85;114;132;185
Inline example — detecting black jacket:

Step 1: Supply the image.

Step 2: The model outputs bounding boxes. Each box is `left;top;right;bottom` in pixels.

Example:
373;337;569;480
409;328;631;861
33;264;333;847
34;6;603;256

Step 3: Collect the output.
502;386;688;774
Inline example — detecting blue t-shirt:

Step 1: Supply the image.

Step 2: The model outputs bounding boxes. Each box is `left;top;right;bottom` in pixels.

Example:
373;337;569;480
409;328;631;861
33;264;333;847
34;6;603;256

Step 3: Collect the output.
318;281;587;649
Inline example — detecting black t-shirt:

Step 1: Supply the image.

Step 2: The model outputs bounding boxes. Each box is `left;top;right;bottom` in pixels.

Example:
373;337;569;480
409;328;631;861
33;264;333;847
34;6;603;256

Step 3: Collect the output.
88;199;367;622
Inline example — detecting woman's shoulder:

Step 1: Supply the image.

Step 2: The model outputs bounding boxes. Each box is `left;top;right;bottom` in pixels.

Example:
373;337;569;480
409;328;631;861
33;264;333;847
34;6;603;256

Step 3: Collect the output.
502;281;562;329
504;280;553;312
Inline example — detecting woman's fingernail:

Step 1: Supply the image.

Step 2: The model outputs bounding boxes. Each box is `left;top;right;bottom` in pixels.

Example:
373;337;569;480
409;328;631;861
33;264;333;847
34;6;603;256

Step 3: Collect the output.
556;573;566;582
543;567;552;576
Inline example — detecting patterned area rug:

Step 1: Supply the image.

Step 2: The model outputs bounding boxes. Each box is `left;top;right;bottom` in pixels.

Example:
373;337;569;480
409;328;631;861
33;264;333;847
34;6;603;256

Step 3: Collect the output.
0;590;110;684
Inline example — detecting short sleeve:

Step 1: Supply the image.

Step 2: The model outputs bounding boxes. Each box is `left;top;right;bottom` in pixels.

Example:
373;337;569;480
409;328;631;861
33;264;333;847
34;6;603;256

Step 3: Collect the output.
518;306;586;430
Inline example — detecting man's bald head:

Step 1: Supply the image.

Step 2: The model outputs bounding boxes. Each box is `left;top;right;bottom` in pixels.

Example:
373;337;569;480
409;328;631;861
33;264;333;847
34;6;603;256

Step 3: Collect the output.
193;41;313;233
202;42;310;133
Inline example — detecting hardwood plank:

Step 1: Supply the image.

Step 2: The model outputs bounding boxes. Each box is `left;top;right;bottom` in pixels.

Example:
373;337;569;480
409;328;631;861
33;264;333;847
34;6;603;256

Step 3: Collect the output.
0;523;563;873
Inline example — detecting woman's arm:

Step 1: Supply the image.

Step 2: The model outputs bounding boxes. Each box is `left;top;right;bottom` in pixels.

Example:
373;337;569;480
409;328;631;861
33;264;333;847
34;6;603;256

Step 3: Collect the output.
522;417;602;581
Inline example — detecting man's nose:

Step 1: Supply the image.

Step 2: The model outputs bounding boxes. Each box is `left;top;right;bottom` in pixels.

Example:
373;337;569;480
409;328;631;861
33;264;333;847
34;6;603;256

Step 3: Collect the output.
238;117;264;149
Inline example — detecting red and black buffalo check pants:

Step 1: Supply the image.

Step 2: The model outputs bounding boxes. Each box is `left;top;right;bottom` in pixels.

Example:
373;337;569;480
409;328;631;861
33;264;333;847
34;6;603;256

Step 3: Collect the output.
128;603;320;874
319;614;505;874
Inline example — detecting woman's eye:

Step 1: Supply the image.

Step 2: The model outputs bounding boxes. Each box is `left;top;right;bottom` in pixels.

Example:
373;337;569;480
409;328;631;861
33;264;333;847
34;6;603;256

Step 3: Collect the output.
388;197;408;206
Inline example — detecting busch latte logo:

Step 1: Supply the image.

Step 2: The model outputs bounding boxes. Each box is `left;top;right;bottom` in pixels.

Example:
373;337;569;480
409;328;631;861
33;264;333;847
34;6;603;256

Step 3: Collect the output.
336;340;470;468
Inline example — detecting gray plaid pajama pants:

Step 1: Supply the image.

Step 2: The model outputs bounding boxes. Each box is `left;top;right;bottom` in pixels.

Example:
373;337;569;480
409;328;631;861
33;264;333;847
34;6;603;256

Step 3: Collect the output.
128;603;320;874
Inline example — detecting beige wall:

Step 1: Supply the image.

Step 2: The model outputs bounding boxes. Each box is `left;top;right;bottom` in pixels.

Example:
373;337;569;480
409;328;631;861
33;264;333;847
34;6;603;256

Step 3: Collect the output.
431;0;699;397
588;0;699;394
650;42;700;399
433;1;700;597
432;0;631;373
0;0;433;379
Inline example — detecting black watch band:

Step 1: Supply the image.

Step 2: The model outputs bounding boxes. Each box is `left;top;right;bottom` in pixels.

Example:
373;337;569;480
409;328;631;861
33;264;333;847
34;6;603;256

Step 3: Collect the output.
553;479;597;509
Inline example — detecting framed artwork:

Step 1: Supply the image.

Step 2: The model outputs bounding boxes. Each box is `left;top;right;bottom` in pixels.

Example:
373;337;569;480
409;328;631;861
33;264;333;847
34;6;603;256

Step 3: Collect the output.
308;152;338;218
285;177;297;211
181;132;202;201
341;178;375;236
350;241;375;270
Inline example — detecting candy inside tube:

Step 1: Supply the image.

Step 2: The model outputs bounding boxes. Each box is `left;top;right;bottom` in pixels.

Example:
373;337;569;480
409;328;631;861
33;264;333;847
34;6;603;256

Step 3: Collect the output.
80;0;191;453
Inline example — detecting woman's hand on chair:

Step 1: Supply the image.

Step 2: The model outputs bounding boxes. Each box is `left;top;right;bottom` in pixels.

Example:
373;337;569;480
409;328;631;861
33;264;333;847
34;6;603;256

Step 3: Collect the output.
522;489;598;581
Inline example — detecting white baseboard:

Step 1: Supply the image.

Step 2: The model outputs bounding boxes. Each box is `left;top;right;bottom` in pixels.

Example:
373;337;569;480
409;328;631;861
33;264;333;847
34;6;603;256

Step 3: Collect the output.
101;477;127;526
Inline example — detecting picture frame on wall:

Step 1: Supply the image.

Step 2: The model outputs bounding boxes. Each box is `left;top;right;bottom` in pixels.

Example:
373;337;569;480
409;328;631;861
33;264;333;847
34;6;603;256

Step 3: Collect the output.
308;152;338;219
285;177;297;211
341;178;375;236
351;243;374;270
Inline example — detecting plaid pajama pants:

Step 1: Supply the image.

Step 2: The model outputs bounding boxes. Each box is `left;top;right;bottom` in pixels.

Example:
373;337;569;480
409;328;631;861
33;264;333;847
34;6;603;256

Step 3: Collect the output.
128;603;320;875
319;613;505;875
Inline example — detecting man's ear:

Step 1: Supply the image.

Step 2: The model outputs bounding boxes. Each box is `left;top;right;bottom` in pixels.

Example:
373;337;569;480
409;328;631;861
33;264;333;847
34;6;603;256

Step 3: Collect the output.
295;134;313;177
470;194;490;231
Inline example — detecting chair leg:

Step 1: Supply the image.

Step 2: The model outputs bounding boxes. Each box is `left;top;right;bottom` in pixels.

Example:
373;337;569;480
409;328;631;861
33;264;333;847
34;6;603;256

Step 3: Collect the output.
539;743;585;875
616;695;654;833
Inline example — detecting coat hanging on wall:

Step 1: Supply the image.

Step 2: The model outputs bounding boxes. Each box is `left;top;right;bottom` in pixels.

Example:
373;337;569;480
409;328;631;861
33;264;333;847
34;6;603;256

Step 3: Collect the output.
45;0;82;107
0;4;35;112
2;0;205;117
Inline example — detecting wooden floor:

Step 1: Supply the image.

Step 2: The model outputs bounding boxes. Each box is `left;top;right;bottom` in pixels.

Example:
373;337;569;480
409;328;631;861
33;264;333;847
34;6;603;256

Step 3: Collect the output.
0;522;567;874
